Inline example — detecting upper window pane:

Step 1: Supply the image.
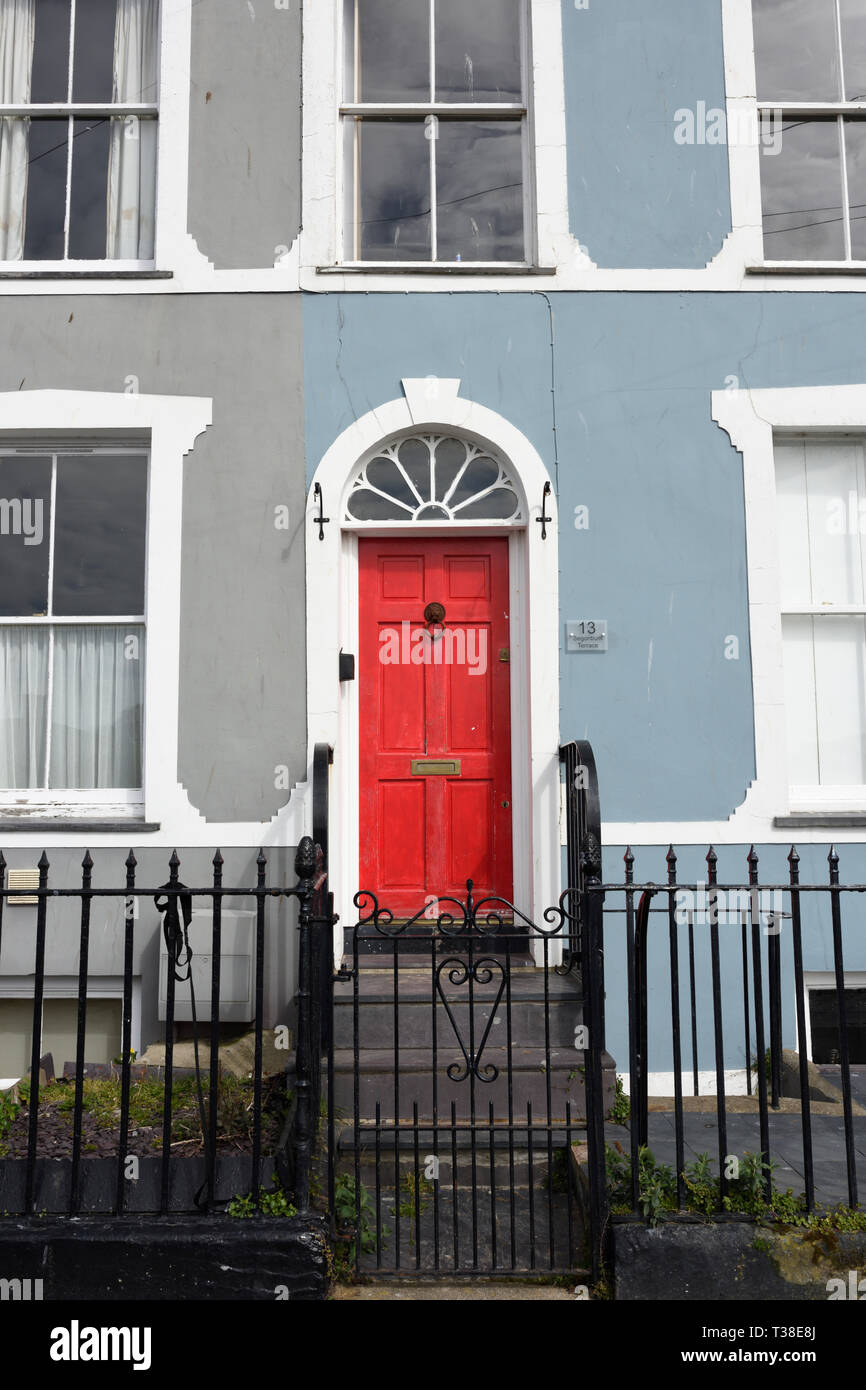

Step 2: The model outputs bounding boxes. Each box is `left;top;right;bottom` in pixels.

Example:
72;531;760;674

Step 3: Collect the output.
435;0;522;102
52;454;147;616
30;0;73;103
0;456;52;616
753;0;841;102
72;0;118;102
354;0;429;103
841;0;866;101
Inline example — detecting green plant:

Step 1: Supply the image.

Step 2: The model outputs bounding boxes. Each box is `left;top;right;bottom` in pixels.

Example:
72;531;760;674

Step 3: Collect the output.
750;1048;771;1083
605;1141;676;1225
608;1075;630;1124
332;1173;389;1272
112;1048;137;1065
228;1174;297;1218
397;1170;435;1221
0;1088;19;1156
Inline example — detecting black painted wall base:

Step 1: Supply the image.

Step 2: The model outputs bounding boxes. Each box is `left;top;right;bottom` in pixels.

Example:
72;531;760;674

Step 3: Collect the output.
0;1214;331;1301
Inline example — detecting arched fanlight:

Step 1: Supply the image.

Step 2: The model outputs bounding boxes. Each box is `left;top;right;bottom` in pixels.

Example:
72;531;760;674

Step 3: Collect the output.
345;434;523;523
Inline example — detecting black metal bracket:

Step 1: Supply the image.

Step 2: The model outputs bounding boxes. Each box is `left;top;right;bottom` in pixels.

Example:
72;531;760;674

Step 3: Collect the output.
537;481;553;539
312;482;330;541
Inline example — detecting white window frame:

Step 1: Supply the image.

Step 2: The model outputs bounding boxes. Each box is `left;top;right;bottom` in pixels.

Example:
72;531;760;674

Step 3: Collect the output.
801;970;866;1063
753;0;866;269
713;383;866;822
302;0;575;286
775;433;866;803
721;0;866;277
0;0;160;272
0;1;211;284
338;0;533;269
0;390;210;828
0;444;147;809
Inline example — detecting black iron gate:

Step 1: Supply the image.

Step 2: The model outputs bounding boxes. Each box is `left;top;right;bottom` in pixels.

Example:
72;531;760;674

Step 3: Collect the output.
332;890;590;1276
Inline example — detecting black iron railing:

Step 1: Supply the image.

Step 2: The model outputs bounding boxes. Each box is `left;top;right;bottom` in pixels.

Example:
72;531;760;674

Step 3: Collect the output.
593;844;862;1222
0;743;335;1220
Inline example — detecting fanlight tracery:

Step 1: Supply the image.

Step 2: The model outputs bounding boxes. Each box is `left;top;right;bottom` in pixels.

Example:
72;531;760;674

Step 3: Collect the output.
345;434;523;524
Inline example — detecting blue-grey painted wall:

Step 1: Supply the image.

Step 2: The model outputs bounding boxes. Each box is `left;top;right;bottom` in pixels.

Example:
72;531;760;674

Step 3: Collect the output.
304;290;866;825
561;0;732;267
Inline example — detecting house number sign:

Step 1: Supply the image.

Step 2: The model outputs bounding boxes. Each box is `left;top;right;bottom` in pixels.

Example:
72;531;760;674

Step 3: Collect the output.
566;620;608;653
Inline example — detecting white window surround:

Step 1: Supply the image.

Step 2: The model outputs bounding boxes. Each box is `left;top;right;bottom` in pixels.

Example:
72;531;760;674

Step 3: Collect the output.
301;0;589;291
716;0;866;290
709;384;866;834
306;377;561;962
0;0;303;296
0;389;233;846
800;971;866;1063
601;384;866;849
0;391;322;850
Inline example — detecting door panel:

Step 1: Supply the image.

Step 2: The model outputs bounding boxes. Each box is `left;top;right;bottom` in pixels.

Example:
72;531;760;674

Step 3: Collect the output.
359;537;512;917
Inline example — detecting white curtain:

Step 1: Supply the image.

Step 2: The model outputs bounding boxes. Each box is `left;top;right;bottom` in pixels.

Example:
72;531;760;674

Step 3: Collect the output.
106;0;158;259
0;0;34;261
49;626;144;788
0;627;48;786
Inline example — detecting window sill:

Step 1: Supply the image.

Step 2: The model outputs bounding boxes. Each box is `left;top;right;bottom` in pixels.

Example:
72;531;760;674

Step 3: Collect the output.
317;263;556;277
0;270;172;280
0;818;160;832
774;812;866;829
746;262;866;276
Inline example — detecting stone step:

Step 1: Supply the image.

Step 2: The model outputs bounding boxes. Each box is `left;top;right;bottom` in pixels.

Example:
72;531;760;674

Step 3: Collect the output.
332;968;585;1051
331;1047;614;1122
334;1124;586;1187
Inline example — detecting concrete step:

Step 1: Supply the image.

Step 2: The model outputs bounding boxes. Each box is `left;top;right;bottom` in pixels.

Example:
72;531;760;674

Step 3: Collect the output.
331;1047;615;1121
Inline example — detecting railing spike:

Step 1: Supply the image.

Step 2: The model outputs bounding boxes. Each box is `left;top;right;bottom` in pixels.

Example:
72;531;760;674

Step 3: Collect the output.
81;850;93;871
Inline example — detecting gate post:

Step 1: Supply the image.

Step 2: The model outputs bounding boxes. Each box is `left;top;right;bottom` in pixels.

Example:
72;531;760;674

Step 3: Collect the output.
291;837;317;1213
582;852;610;1286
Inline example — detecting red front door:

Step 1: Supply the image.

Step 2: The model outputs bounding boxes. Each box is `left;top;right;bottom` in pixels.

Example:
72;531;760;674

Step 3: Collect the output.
359;537;513;918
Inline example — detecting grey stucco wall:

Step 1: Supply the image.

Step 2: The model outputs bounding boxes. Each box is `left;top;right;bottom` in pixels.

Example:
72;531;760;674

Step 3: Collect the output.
188;0;302;268
0;294;307;823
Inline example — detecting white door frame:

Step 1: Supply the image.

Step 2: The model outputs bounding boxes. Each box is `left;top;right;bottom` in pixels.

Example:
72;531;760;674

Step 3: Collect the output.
305;379;561;962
